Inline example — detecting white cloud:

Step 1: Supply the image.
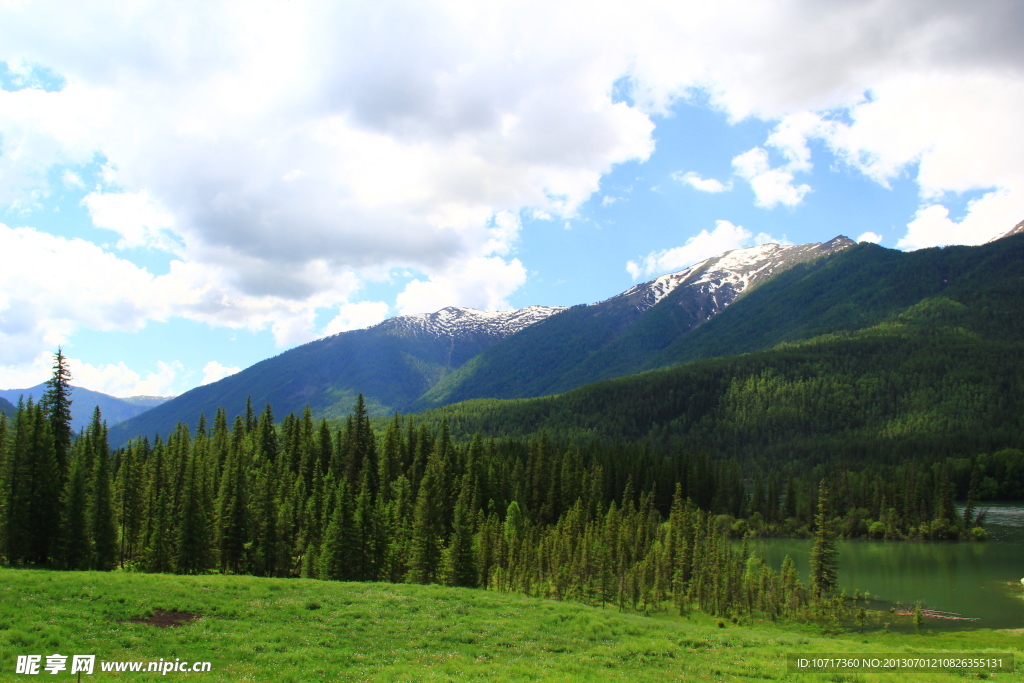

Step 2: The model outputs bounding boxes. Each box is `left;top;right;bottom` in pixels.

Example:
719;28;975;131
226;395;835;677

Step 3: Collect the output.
897;192;1020;250
61;169;84;188
68;357;182;397
0;351;185;397
672;171;732;193
396;256;527;315
81;189;180;251
0;82;110;209
732;147;811;208
200;360;241;386
323;301;390;336
0;1;657;293
730;113;828;209
0;223;166;368
0;223;367;369
857;231;883;244
0;351;54;391
626;219;782;279
1;0;1023;374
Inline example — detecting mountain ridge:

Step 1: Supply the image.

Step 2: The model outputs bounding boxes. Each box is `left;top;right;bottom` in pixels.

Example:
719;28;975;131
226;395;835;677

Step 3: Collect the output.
413;235;855;408
108;228;1024;446
108;235;857;444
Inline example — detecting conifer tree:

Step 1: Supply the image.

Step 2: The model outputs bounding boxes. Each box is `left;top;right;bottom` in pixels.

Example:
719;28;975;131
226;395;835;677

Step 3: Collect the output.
210;408;229;493
299;472;327;578
216;417;249;573
143;438;174;573
378;415;403;503
317;479;353;580
249;453;280;577
809;480;838;601
115;439;145;566
0;412;7;558
352;474;376;580
40;348;73;479
25;401;60;564
244;396;256;433
384;475;413;582
59;437;91;570
407;462;444;584
175;446;210;574
88;409;117;570
442;476;476;587
3;398;32;563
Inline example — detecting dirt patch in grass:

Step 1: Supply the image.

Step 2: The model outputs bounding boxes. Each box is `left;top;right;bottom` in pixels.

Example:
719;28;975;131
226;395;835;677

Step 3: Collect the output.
126;610;202;628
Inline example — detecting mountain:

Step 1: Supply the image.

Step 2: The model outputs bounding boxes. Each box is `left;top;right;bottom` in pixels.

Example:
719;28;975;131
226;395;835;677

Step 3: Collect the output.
120;395;171;409
0;396;14;415
109;229;1024;446
0;384;172;432
109;238;851;445
422;233;1024;462
107;305;564;444
413;236;855;408
990;219;1024;241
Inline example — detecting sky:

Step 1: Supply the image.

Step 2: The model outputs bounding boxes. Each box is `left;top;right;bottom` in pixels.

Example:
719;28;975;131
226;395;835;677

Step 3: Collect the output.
1;0;1022;397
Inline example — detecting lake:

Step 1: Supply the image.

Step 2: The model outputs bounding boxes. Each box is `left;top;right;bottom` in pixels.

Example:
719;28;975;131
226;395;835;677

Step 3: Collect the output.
743;503;1024;629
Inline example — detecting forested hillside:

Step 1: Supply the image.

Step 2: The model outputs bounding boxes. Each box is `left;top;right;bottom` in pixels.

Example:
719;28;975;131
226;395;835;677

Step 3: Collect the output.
421;297;1023;466
418;235;1024;408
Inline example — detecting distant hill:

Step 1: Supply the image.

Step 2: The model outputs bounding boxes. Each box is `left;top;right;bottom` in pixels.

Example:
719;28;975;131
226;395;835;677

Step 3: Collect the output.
0;396;14;415
0;384;171;432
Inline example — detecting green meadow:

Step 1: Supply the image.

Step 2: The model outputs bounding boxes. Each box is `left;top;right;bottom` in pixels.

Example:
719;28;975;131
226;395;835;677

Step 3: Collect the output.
1;568;1021;682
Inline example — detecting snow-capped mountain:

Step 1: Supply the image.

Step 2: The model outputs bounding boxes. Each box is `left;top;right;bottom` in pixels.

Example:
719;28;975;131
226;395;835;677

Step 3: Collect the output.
376;304;567;341
414;236;857;408
989;219;1024;242
610;236;855;316
111;233;862;443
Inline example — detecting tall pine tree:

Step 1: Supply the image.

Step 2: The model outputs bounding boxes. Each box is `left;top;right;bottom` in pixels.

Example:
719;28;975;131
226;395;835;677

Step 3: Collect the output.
40;349;73;479
809;480;838;601
87;408;117;570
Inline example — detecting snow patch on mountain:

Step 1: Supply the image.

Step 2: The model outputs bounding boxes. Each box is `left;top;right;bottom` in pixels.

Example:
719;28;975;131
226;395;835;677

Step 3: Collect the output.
377;305;567;340
608;236;855;314
988;219;1024;242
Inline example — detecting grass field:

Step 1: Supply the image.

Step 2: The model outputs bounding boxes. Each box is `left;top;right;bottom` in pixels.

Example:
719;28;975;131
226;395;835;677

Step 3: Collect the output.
1;567;1021;681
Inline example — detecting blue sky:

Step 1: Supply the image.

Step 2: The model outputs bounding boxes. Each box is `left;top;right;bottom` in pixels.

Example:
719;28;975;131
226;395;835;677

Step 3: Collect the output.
1;0;1022;397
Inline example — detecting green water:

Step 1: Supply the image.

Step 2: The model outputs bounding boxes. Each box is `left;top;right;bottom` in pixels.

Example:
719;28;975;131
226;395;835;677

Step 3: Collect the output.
744;503;1024;629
